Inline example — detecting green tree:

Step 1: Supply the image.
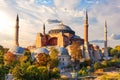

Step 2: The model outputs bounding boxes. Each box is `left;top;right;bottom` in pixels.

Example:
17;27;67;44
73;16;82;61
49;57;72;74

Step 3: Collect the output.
26;65;42;80
108;47;112;56
12;63;30;80
49;47;59;59
19;51;32;65
0;45;4;64
115;45;120;54
38;66;49;80
49;58;59;68
0;65;8;80
50;67;60;79
110;48;118;56
94;62;103;70
78;67;88;76
49;47;59;68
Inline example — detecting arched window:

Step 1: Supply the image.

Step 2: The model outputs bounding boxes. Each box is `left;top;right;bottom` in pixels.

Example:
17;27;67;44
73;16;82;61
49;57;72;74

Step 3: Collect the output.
48;37;57;46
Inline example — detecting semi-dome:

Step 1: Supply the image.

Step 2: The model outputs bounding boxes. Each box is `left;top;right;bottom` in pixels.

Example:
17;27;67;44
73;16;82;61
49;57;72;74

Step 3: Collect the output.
9;46;24;55
49;23;75;34
34;48;49;54
57;47;69;55
72;35;80;39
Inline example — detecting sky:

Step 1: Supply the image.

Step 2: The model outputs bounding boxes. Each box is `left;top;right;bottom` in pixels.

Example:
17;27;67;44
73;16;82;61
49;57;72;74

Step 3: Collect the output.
0;0;120;48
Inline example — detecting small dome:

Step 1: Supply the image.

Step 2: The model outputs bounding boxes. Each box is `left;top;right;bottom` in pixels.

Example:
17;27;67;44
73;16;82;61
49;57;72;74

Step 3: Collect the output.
49;23;75;34
72;35;80;39
34;48;49;54
9;46;24;55
57;47;69;55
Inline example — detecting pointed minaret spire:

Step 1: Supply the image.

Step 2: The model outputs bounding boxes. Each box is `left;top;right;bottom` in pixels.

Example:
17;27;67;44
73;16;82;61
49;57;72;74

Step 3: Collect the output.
15;14;19;47
104;20;108;58
85;10;88;24
43;23;45;35
83;10;90;60
16;14;19;21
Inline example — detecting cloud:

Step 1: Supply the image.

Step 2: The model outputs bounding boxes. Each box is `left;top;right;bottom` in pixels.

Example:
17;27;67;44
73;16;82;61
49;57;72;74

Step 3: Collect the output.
54;0;81;10
110;34;120;40
88;0;120;40
90;40;104;43
0;0;85;48
47;19;61;24
0;0;120;48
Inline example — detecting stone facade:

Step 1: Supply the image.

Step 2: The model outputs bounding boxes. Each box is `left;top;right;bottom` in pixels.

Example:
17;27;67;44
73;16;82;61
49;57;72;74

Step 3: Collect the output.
36;23;83;48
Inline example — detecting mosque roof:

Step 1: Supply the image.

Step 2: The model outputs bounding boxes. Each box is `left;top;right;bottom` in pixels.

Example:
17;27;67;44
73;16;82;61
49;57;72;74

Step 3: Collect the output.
48;23;75;34
57;47;69;55
9;46;24;55
34;47;49;54
72;35;80;39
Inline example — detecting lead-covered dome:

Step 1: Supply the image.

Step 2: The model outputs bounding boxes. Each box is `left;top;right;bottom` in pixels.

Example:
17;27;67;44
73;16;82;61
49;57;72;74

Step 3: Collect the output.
57;47;69;55
34;48;49;54
49;23;75;34
9;46;24;55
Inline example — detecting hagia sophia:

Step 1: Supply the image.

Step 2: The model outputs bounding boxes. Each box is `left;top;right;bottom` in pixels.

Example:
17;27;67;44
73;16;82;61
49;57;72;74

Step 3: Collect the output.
6;11;109;69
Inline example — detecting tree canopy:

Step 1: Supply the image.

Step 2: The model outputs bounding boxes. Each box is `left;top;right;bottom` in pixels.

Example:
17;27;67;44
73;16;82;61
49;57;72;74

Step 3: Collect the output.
49;47;59;59
36;53;50;66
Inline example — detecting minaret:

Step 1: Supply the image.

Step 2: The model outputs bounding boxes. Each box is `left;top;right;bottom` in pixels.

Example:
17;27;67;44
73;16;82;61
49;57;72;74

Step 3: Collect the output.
104;20;108;58
15;14;19;47
84;11;90;59
43;23;45;35
84;11;88;45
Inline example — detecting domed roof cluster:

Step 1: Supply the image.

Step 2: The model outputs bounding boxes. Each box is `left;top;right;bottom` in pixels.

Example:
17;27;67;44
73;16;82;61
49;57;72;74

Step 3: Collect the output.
33;47;69;56
34;48;49;54
49;23;75;34
57;47;69;55
9;46;24;55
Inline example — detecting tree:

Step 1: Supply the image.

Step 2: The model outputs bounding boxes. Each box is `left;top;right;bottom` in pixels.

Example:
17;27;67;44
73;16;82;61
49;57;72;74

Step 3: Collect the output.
26;65;42;80
108;47;112;56
12;63;30;80
0;45;4;64
36;53;50;66
4;52;18;69
115;45;120;54
4;48;9;53
110;48;118;56
19;51;32;65
94;62;103;70
0;65;8;80
78;67;88;76
49;58;59;68
71;41;82;69
49;47;59;59
38;66;49;80
0;45;4;55
50;67;60;79
49;47;59;68
71;41;82;60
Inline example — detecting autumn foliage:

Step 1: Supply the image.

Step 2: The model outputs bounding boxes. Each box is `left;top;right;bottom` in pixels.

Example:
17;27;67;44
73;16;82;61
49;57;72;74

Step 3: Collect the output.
4;52;17;65
36;53;50;66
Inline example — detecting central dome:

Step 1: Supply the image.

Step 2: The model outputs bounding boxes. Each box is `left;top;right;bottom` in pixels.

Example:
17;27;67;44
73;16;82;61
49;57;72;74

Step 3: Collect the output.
52;23;72;30
49;23;75;34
